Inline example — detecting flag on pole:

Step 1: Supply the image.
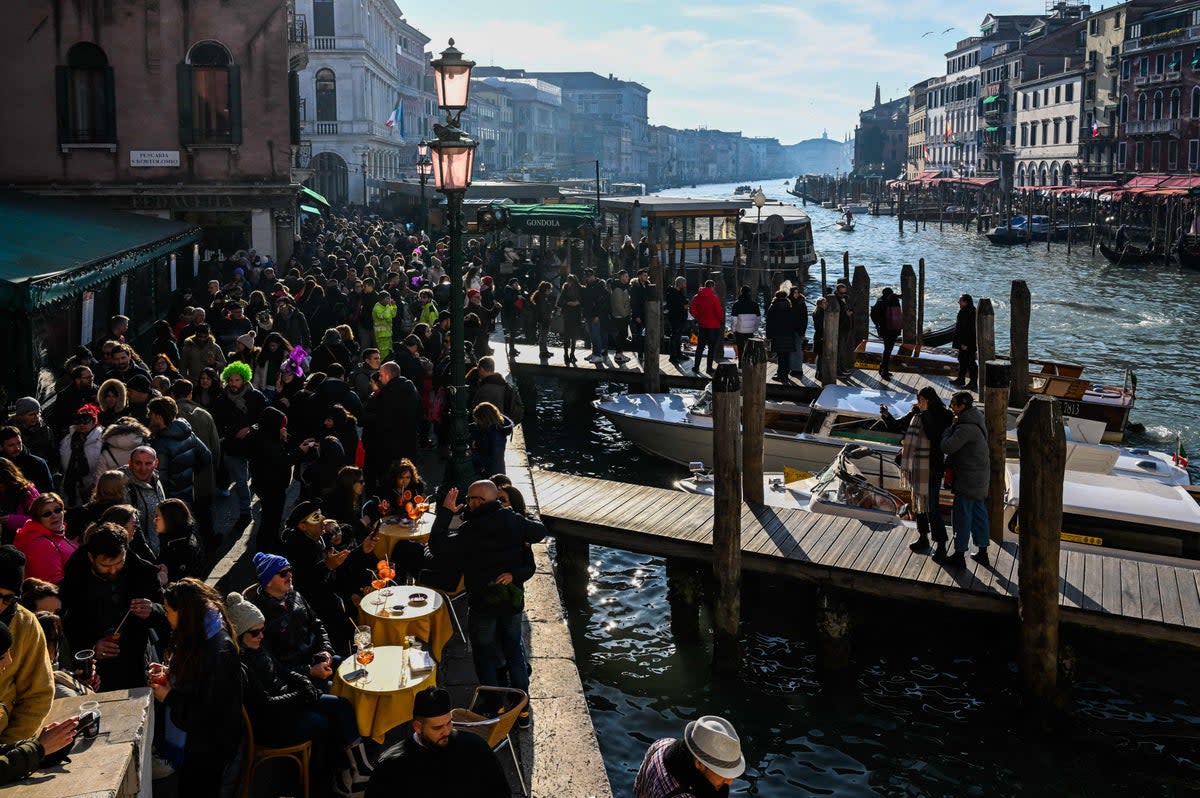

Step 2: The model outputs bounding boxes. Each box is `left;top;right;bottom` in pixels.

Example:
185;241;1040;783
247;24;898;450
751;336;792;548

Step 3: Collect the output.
1092;118;1100;138
1175;435;1189;468
385;98;405;138
385;104;397;129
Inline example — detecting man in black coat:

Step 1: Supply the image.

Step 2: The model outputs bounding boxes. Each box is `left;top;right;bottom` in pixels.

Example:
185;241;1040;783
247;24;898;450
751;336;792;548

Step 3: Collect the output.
361;361;419;488
663;276;690;363
951;293;978;390
210;364;267;528
366;687;509;798
147;397;212;501
59;525;169;690
279;501;354;653
628;268;651;362
244;552;337;679
430;481;545;723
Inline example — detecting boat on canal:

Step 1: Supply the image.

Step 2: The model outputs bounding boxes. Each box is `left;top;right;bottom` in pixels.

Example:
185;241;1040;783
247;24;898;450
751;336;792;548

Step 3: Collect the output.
985;214;1052;244
1099;240;1164;266
835;218;856;232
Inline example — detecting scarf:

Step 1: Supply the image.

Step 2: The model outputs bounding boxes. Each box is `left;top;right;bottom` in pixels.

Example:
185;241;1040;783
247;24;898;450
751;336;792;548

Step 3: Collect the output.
225;385;249;414
900;414;933;514
63;430;92;505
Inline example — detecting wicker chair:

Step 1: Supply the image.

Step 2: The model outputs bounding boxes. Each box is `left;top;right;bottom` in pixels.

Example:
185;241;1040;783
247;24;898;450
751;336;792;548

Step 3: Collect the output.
239;707;312;798
451;685;529;796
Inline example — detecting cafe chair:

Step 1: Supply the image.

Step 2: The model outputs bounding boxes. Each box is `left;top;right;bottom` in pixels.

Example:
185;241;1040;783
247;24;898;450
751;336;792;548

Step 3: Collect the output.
451;685;529;796
240;707;312;798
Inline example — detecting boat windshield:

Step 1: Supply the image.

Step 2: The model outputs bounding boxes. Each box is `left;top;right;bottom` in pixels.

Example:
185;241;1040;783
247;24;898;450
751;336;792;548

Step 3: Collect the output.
689;386;714;417
809;447;906;515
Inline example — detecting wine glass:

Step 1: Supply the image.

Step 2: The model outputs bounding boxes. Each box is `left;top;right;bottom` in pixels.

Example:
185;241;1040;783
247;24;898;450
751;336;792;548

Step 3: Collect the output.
370;578;388;607
354;625;372;650
354;643;374;685
381;565;395;602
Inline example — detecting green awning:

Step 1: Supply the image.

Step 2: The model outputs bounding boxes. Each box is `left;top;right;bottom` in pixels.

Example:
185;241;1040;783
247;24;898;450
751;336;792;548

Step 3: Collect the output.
504;203;597;234
299;204;323;215
1169;57;1182;70
986;126;1000;132
0;191;201;312
1192;55;1200;67
301;185;331;207
982;95;999;104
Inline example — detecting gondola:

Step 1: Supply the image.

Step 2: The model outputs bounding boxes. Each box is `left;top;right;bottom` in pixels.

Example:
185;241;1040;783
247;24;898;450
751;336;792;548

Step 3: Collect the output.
1177;233;1200;270
835;220;856;231
1099;240;1162;266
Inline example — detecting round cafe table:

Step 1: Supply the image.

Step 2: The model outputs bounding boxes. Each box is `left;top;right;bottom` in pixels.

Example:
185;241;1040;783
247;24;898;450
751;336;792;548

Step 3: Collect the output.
375;515;431;560
331;645;438;742
357;585;453;660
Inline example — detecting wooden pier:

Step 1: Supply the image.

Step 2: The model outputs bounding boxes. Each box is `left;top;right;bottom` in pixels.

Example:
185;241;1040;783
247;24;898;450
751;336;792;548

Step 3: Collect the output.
530;471;1200;648
508;341;968;403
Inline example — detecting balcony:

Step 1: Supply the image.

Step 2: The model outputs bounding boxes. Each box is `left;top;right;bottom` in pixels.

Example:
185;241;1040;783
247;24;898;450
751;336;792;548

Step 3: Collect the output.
287;13;308;71
1134;75;1149;86
1106;55;1119;69
294;141;312;169
1167;70;1182;81
1149;73;1165;84
301;119;395;139
1125;118;1181;136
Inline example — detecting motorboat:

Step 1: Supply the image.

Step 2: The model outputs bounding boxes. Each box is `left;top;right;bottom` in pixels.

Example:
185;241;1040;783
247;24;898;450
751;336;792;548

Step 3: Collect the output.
734;185;752;195
736;201;818;276
840;202;870;214
1005;464;1200;560
985;214;1052;244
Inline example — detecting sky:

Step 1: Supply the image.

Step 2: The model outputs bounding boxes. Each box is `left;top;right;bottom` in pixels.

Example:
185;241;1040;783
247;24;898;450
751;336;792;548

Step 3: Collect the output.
416;0;1041;144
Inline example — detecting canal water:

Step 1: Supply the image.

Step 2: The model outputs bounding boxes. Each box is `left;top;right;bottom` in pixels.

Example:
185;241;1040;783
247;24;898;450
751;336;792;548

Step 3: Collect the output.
523;178;1200;795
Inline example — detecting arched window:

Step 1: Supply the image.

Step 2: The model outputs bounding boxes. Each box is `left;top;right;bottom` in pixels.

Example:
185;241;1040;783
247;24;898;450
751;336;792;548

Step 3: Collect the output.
1017;163;1026;187
1120;95;1129;123
1171;89;1182;119
1153;91;1164;120
315;69;337;121
1137;93;1147;121
1051;162;1060;185
1062;162;1073;186
57;42;115;144
179;41;241;145
1192;87;1200;117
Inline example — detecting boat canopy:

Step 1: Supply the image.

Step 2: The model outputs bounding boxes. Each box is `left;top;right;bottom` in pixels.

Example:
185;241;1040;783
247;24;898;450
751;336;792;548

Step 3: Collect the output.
812;385;916;419
504;203;597;234
1007;464;1200;532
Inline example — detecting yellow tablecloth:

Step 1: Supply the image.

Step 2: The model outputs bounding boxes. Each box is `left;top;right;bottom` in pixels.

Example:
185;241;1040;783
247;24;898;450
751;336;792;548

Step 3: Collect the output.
357;586;453;660
331;645;438;742
375;516;432;560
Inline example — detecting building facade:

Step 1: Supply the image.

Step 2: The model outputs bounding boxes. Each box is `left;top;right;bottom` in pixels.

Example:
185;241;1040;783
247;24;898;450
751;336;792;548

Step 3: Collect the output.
0;1;303;258
1118;3;1200;174
1014;64;1086;186
298;0;434;207
854;84;908;177
908;79;933;179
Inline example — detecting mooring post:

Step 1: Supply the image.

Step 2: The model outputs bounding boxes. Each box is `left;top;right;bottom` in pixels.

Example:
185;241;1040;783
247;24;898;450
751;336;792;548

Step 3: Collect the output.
976;298;995;386
984;360;1010;545
819;298;839;386
644;254;663;393
554;536;591;608
916;258;926;351
711;364;743;674
666;557;702;644
1017;395;1065;709
900;263;917;346
842;250;850;284
1010;280;1031;408
851;265;870;346
820;258;828;296
815;588;852;680
898;193;904;236
740;339;767;504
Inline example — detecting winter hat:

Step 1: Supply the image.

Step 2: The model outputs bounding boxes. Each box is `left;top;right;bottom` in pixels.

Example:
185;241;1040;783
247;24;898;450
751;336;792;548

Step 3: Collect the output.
0;622;11;659
467;288;481;298
481;275;494;287
236;331;257;350
322;329;341;346
126;374;152;395
286;500;323;529
0;546;26;592
412;687;452;719
224;592;266;636
75;404;100;421
13;397;39;416
252;552;291;588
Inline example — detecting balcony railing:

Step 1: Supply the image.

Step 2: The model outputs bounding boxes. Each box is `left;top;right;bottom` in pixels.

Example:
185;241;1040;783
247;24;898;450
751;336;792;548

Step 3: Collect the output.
1134;74;1149;86
294;140;312;169
302;119;394;138
1106;54;1119;69
1125;118;1180;135
288;13;307;43
1149;73;1165;83
313;36;336;50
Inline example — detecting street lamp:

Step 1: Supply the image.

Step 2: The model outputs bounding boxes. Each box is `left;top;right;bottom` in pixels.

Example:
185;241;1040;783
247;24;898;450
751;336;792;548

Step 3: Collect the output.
361;153;369;208
415;139;432;233
752;187;766;272
428;38;478;492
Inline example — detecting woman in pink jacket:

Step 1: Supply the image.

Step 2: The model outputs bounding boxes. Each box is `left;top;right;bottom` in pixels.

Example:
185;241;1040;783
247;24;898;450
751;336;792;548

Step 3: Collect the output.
0;458;39;544
14;493;77;584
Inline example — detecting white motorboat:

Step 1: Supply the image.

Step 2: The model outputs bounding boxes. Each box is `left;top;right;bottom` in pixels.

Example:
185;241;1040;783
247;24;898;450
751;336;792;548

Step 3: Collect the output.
840;202;870;214
1006;464;1200;560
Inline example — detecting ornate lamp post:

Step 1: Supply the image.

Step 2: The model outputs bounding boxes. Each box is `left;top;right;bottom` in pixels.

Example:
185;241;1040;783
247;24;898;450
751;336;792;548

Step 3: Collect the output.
752;187;766;271
428;39;478;491
415;139;432;233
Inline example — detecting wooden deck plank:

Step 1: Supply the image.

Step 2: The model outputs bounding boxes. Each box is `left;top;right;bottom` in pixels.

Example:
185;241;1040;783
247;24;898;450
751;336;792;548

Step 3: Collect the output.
828;523;874;571
633;492;698;533
601;485;666;529
532;474;587;509
848;528;889;573
903;539;935;583
882;534;916;578
1178;571;1200;629
1063;550;1084;609
864;529;907;575
743;506;794;556
1101;556;1121;616
803;517;854;565
1138;562;1163;623
789;514;842;563
1157;565;1184;627
1120;558;1143;619
1081;551;1104;613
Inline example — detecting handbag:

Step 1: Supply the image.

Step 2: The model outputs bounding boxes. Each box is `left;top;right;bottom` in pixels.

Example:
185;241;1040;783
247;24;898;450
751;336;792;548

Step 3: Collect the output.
477;582;524;615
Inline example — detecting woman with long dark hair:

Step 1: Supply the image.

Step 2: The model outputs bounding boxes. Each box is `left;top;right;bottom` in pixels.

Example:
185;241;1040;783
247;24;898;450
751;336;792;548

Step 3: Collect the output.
881;386;953;559
193;368;221;410
556;273;584;363
150;578;242;797
0;458;39;545
531;280;556;359
155;499;203;583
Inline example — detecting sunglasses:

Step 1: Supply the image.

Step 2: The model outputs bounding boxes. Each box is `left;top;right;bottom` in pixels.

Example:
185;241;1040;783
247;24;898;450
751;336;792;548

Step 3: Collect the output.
245;628;265;638
277;568;293;578
39;507;65;518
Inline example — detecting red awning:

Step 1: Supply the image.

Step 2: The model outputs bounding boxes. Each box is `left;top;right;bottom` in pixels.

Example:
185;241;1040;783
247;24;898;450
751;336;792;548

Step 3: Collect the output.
1158;175;1200;188
1121;174;1171;188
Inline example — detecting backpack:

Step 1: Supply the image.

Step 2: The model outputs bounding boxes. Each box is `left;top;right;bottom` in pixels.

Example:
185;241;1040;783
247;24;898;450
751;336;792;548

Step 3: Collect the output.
502;380;525;425
885;304;904;333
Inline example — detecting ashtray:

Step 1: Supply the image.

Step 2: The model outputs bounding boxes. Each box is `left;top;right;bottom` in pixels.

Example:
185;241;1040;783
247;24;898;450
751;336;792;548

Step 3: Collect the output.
408;596;429;607
390;605;406;614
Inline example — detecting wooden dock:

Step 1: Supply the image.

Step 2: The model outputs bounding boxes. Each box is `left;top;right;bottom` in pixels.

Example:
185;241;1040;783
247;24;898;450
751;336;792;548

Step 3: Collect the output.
507;341;968;403
530;471;1200;648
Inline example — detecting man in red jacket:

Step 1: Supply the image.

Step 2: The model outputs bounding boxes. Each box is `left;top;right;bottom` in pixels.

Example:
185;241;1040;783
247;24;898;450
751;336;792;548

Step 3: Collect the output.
689;280;724;375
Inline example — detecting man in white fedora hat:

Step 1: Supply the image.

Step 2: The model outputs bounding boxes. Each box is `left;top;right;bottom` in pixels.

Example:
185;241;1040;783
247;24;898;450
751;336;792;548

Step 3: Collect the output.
634;714;745;797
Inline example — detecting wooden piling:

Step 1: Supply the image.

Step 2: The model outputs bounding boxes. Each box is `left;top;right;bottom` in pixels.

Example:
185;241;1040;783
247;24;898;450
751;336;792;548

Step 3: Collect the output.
820;258;828;296
819;299;839;386
1016;395;1065;708
711;364;743;673
741;339;767;504
1010;280;1031;408
842;250;850;284
976;298;995;387
1066;198;1073;254
917;258;926;350
666;557;702;644
644;255;663;393
851;265;870;346
898;194;904;235
900;263;917;345
1046;197;1053;253
1025;191;1033;245
984;360;1010;546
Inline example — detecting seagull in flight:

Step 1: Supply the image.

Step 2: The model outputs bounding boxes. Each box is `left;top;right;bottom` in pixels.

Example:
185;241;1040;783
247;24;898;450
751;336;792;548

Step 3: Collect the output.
942;26;957;33
921;30;934;37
